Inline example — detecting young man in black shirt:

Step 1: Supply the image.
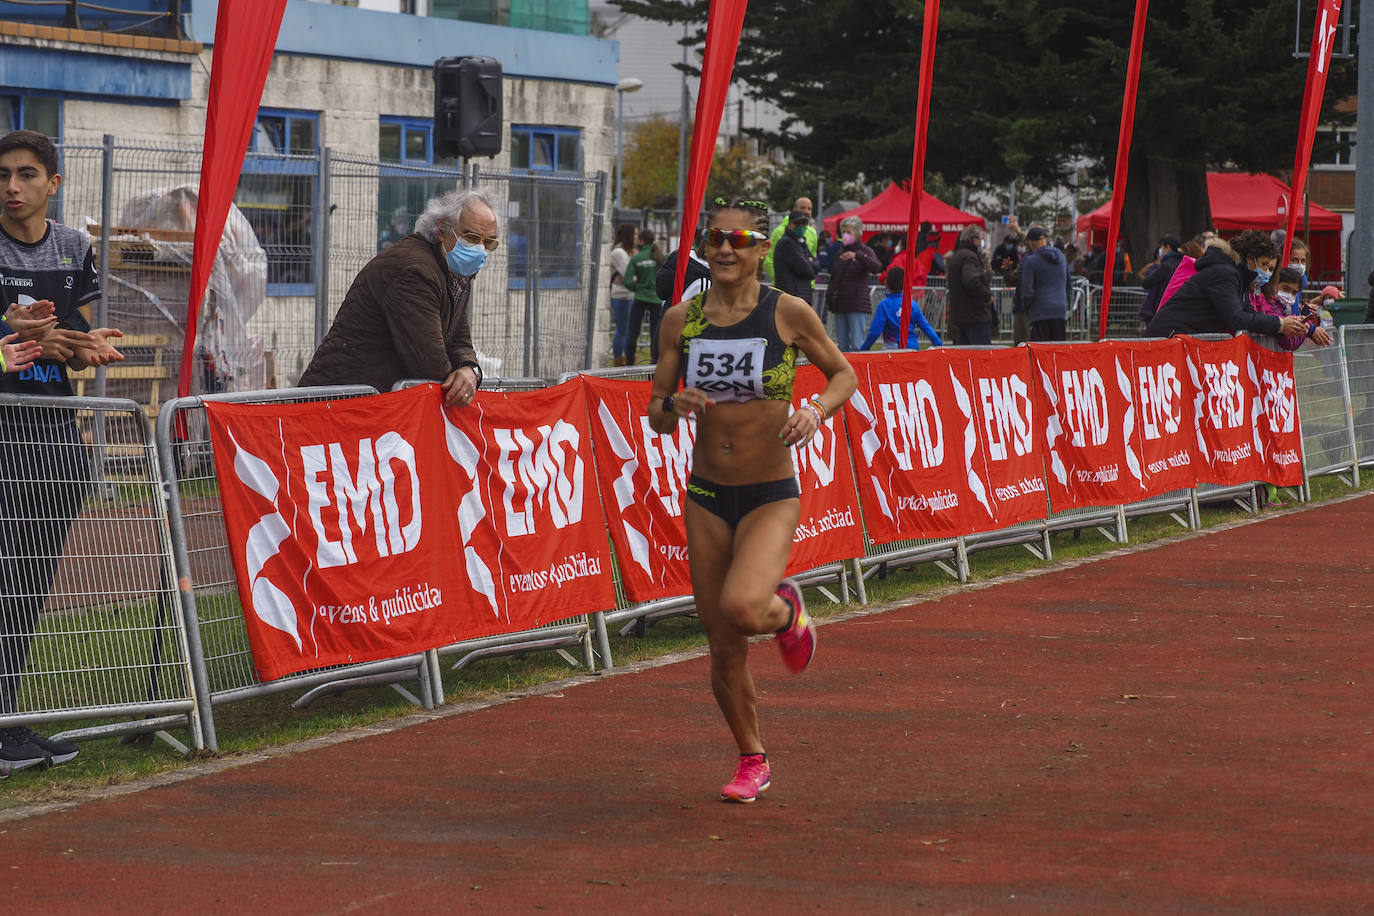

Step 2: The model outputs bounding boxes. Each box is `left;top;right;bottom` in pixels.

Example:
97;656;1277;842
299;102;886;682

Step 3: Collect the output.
0;129;123;774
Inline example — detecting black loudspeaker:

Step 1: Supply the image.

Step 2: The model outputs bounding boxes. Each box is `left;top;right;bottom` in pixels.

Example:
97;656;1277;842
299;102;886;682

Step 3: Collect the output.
433;56;503;158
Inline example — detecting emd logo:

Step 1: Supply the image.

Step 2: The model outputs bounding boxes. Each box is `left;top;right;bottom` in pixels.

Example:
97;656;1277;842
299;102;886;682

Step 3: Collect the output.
493;420;586;537
302;434;422;569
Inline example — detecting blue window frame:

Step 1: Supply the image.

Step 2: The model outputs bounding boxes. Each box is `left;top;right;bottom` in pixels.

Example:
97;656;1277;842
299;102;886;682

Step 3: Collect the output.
379;117;459;167
239;109;319;295
376;116;463;252
509;125;581;173
508;125;582;290
1;93;61;139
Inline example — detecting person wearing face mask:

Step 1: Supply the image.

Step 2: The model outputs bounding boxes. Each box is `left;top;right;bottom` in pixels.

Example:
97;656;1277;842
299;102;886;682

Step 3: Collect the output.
1145;237;1307;340
771;209;819;302
946;224;997;344
1249;267;1332;352
1229;230;1279;303
763;196;819;283
1286;238;1311;288
824;216;883;351
300;187;493;405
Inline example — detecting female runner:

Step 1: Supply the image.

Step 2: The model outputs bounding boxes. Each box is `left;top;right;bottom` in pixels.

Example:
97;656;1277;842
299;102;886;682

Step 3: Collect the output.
649;198;857;803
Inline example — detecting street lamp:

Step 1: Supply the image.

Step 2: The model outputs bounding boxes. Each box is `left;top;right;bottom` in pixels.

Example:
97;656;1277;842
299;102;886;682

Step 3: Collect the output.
615;77;643;215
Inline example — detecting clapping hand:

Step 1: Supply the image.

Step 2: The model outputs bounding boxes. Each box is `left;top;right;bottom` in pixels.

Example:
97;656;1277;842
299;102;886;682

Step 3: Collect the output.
0;333;42;374
4;300;58;340
73;328;125;367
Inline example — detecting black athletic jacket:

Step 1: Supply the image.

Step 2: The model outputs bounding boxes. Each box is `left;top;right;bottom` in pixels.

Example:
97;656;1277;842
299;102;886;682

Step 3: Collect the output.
1145;246;1281;338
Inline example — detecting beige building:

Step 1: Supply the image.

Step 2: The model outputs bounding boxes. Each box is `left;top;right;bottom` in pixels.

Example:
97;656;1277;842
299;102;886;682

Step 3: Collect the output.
1;1;622;385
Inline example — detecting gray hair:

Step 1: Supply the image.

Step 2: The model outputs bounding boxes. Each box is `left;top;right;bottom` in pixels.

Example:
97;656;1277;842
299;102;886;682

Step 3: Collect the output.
959;225;985;244
415;187;500;243
838;216;864;235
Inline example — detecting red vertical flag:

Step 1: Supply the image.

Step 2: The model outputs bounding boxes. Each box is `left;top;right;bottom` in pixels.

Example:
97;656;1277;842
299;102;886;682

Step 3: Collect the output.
899;0;941;349
180;0;289;398
672;0;749;305
1096;0;1150;341
1282;0;1344;265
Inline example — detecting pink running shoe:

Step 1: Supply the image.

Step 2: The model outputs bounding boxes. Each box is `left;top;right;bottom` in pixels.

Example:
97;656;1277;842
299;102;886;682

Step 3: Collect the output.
721;753;771;803
774;578;816;673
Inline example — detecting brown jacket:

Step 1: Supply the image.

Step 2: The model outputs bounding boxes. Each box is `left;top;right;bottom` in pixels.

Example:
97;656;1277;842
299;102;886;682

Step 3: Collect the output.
299;233;479;391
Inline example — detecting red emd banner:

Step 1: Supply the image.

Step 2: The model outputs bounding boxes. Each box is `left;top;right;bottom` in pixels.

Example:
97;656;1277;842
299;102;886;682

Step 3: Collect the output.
844;349;1046;542
789;366;866;572
1031;341;1199;508
207;386;473;681
1181;336;1272;485
440;380;618;629
1116;339;1199;495
1246;343;1304;487
581;375;694;602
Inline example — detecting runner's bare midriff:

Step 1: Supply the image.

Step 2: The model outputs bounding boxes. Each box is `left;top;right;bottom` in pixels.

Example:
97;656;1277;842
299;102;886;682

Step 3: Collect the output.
691;398;795;486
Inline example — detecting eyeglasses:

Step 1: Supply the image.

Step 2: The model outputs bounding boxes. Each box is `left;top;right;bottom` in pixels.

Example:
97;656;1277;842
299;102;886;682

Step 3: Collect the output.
706;227;769;249
453;228;501;251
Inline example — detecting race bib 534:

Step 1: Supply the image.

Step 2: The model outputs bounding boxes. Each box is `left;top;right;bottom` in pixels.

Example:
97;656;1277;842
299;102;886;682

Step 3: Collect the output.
685;337;766;402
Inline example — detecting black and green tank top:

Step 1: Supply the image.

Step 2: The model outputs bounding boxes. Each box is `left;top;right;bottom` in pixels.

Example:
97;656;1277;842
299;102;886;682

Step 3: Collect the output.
679;285;797;403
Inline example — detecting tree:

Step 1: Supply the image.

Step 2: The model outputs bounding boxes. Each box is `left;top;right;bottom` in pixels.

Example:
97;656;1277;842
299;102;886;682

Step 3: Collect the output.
613;0;1355;268
621;116;681;209
710;142;768;201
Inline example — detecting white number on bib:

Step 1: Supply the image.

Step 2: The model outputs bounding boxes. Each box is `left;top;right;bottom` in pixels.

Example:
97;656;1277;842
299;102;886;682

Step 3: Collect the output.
685;337;767;403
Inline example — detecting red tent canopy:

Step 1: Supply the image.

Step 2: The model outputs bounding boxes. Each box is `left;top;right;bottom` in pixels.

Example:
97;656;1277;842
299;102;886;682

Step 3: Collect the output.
823;183;984;251
1076;172;1342;234
1075;172;1344;280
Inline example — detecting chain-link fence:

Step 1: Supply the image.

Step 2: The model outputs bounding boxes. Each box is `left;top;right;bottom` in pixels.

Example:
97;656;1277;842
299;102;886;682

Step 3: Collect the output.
468;164;608;381
1341;324;1374;467
52;138;609;404
0;393;198;752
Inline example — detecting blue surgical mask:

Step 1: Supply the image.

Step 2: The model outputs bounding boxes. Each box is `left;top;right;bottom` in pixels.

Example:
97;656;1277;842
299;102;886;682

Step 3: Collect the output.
1254;267;1273;285
447;231;487;276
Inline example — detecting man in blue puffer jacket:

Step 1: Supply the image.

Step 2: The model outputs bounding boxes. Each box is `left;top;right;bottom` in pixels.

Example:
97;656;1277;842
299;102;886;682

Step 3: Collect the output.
1018;226;1072;341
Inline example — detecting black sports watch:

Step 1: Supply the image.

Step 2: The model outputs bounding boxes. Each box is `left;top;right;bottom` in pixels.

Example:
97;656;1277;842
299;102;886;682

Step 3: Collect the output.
662;394;677;416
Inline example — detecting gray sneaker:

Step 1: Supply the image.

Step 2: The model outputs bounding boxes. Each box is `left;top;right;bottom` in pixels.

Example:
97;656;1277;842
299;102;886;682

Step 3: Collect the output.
0;727;52;773
17;727;78;766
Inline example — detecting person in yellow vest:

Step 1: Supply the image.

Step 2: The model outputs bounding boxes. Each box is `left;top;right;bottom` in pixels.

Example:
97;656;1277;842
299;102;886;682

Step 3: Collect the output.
763;197;818;282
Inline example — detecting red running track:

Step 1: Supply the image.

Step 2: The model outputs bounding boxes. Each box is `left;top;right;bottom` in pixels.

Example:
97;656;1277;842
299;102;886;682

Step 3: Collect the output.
3;496;1373;913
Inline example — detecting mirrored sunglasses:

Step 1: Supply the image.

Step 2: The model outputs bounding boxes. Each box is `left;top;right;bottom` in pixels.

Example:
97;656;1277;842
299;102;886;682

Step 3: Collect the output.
706;227;769;249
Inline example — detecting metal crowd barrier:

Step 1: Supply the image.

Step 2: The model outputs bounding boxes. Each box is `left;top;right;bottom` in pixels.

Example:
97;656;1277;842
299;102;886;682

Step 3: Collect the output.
388;377;602;689
153;386;440;753
1294;341;1357;490
0;393;200;753
1340;325;1374;469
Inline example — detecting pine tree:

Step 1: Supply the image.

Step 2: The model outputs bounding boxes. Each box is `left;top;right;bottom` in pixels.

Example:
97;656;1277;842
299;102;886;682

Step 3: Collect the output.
613;0;1354;264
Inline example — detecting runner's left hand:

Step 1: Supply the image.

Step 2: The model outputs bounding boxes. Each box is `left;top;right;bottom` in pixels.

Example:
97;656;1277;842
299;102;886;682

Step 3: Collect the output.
779;402;821;447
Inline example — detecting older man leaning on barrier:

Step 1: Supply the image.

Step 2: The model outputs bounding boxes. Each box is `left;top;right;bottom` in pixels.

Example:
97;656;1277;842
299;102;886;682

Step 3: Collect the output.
299;188;495;406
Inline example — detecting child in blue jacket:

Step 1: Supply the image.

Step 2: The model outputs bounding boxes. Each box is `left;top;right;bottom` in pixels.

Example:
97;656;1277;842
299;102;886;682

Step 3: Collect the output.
860;267;943;351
